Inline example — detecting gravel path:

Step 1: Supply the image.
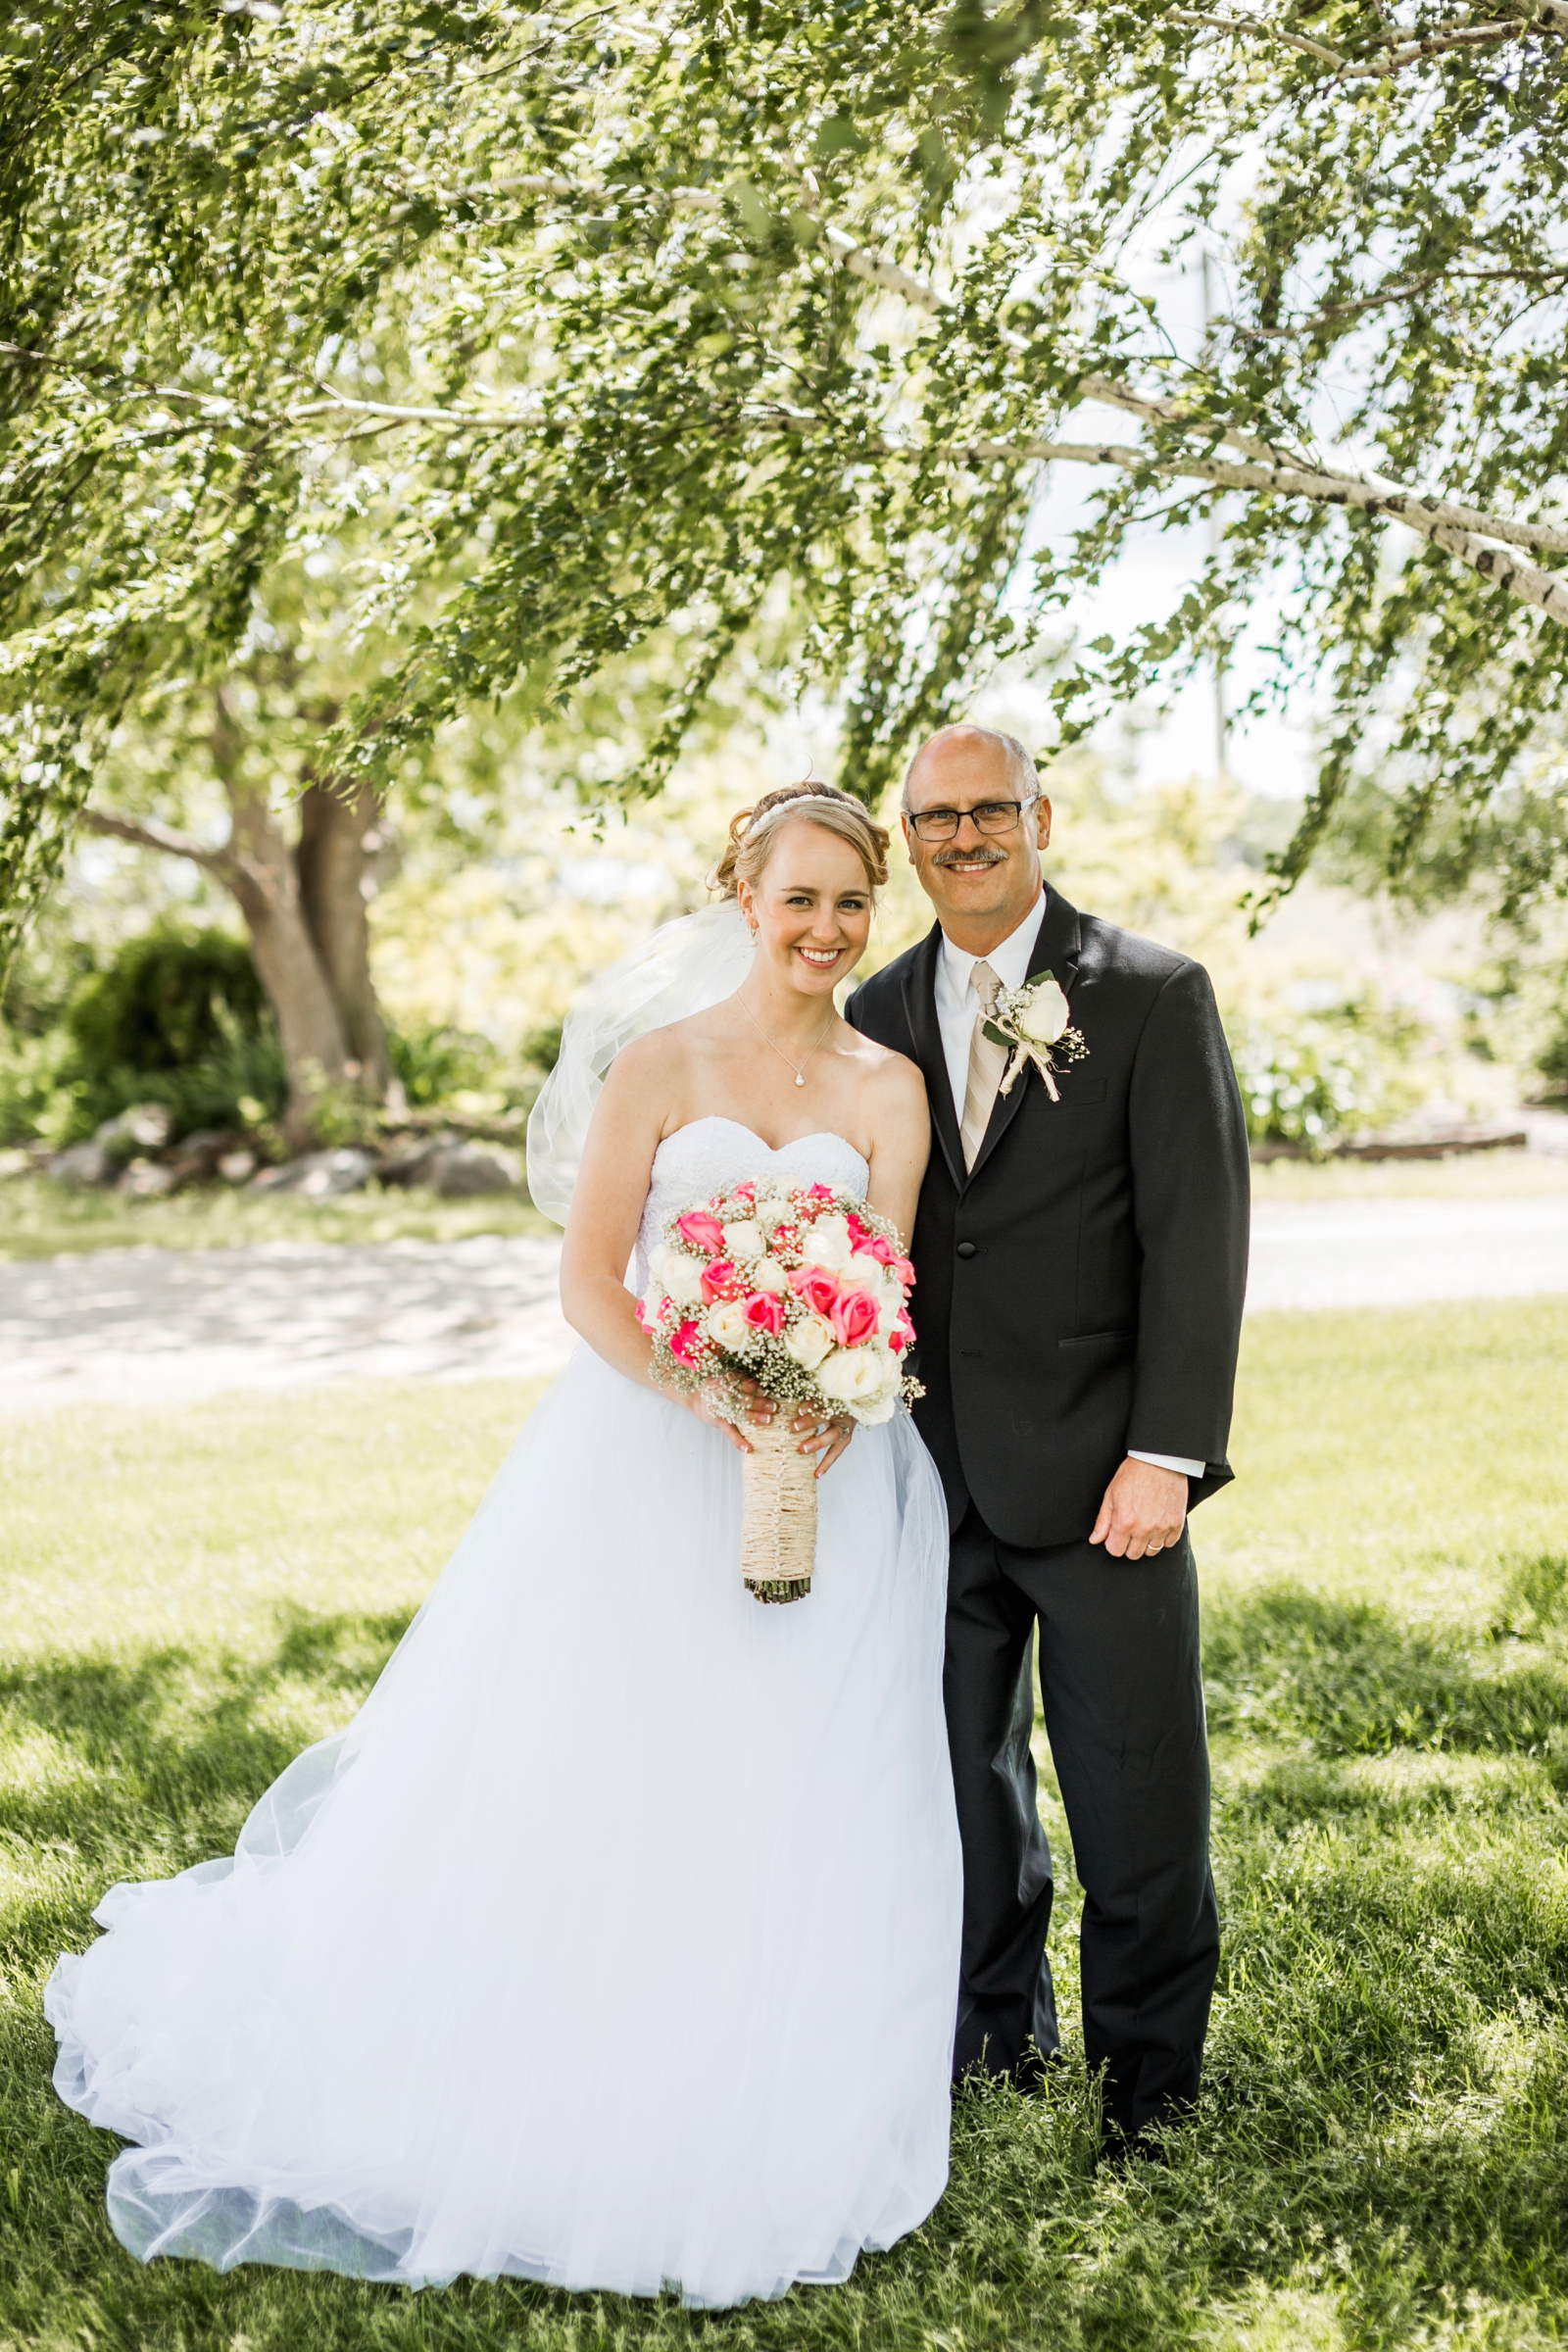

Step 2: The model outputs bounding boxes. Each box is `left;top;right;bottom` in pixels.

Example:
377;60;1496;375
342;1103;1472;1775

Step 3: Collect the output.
3;1195;1566;1414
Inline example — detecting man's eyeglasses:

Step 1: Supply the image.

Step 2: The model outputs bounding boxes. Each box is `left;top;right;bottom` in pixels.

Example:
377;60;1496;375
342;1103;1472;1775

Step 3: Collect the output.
905;797;1039;845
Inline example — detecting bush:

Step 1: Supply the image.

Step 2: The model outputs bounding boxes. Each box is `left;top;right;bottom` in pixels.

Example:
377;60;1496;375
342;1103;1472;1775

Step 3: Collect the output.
387;1021;498;1108
41;925;288;1145
1230;1000;1422;1152
67;925;268;1080
1231;1016;1391;1151
0;1026;76;1148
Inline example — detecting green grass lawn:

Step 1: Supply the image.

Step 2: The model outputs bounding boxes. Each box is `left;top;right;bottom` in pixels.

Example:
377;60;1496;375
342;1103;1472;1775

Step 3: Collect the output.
3;1299;1568;2350
0;1174;554;1261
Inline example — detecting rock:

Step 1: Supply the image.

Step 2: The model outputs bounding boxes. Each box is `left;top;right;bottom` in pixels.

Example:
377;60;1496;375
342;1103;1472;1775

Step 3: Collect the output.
377;1135;450;1190
422;1141;524;1199
218;1148;258;1185
96;1102;174;1163
249;1148;377;1200
50;1138;113;1189
117;1156;175;1198
164;1128;240;1186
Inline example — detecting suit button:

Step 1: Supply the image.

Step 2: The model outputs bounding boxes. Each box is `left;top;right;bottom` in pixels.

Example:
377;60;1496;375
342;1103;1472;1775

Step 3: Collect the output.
956;1241;977;1259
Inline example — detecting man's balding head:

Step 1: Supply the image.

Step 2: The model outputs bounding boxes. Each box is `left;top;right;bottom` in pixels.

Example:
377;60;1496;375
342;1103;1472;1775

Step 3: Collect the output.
904;724;1040;808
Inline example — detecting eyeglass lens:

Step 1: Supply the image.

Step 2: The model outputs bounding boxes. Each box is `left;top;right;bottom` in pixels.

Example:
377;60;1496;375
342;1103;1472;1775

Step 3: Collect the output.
909;801;1029;841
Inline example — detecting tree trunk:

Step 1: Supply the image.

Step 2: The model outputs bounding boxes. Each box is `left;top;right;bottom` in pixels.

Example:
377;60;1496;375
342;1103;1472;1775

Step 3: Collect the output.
81;694;395;1152
220;787;355;1151
296;780;391;1096
208;691;354;1149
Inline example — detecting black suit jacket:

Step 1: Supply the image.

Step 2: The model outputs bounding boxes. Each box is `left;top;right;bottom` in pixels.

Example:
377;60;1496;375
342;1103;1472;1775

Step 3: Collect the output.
846;888;1250;1550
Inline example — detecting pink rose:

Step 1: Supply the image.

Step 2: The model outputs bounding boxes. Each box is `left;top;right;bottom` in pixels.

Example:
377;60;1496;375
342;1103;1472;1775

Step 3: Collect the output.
669;1319;702;1366
888;1307;915;1355
888;1256;915;1292
805;1184;835;1207
700;1258;742;1303
862;1234;896;1266
772;1222;801;1255
846;1212;873;1249
743;1292;784;1336
676;1209;726;1255
791;1267;842;1320
830;1288;880;1347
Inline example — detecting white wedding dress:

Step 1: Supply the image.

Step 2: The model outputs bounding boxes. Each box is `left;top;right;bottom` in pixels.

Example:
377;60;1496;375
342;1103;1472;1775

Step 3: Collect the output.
47;1117;962;2307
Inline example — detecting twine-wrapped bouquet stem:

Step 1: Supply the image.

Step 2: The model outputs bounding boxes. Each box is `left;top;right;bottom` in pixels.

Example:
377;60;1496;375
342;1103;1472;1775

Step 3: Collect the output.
739;1421;819;1603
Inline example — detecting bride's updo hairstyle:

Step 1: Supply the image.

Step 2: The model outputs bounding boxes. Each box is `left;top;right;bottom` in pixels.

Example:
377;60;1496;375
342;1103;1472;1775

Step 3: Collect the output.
710;782;890;901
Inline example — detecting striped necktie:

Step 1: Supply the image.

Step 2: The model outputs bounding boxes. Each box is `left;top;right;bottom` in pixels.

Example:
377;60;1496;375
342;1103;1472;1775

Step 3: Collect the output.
959;959;1009;1171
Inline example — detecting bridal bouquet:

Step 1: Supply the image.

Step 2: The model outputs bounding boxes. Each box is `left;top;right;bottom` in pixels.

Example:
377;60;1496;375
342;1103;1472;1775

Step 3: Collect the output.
637;1178;923;1604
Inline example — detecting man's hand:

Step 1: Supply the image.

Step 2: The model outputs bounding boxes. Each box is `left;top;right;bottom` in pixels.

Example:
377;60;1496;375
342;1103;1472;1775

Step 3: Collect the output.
1090;1458;1188;1561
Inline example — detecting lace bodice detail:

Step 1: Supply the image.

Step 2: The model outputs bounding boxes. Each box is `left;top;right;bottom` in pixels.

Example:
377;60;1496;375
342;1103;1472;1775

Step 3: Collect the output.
634;1116;870;1289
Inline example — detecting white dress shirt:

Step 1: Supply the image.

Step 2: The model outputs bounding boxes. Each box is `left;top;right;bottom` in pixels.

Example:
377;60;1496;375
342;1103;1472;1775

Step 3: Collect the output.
933;890;1204;1484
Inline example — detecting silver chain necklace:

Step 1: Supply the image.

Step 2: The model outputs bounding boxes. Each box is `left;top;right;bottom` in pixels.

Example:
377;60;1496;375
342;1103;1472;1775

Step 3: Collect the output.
737;993;836;1087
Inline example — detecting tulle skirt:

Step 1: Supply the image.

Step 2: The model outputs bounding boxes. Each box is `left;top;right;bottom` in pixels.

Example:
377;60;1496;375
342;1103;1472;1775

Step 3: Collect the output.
46;1347;962;2305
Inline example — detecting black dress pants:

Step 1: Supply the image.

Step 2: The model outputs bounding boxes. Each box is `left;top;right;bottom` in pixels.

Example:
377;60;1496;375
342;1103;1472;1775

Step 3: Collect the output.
945;1500;1219;2137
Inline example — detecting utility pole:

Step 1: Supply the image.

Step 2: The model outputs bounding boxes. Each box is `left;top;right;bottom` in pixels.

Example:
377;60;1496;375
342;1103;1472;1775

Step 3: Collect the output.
1200;250;1229;787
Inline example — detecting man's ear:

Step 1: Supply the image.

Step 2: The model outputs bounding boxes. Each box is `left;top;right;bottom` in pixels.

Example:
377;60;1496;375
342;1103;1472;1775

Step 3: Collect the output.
1036;797;1053;852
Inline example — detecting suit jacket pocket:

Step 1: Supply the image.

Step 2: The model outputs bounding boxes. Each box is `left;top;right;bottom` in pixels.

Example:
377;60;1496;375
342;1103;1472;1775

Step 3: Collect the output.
1057;1330;1131;1350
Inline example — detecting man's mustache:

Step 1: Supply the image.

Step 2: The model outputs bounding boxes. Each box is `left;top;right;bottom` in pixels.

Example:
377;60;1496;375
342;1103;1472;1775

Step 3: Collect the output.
932;847;1007;869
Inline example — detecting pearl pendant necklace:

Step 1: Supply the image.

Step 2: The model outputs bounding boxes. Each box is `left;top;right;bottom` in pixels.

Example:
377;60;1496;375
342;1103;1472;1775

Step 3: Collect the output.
738;994;835;1087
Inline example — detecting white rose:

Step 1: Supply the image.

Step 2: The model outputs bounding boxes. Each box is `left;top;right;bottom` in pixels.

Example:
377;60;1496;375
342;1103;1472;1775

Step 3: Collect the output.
800;1212;854;1271
722;1218;764;1261
1014;977;1070;1047
650;1243;706;1304
850;1389;897;1426
748;1257;790;1295
784;1312;835;1370
754;1190;790;1235
705;1299;750;1349
641;1286;666;1328
816;1345;890;1405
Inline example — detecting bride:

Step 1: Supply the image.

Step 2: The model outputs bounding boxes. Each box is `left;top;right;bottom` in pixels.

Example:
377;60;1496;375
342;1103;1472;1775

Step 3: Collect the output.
47;780;963;2308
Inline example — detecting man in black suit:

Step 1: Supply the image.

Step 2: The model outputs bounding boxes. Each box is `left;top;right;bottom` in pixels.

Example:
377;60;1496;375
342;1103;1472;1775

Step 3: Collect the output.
846;723;1250;2150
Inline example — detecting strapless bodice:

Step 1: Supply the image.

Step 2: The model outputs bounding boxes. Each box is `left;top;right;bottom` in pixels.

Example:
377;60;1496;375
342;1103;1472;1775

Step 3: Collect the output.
635;1116;870;1286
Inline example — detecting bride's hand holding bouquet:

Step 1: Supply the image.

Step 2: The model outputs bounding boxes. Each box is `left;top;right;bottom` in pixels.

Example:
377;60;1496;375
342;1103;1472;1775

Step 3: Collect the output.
638;1174;923;1602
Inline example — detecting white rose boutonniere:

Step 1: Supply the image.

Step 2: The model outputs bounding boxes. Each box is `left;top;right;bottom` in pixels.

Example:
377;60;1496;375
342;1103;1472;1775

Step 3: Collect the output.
984;970;1090;1102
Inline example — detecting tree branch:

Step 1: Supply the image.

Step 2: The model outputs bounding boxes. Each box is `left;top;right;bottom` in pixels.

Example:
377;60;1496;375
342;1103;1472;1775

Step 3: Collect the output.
1167;10;1348;65
950;434;1568;623
80;807;238;879
1168;4;1560;75
1242;260;1568;333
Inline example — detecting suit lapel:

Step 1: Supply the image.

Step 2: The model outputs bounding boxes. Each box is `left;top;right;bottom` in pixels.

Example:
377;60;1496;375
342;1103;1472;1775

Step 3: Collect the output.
965;886;1084;1186
900;923;965;1193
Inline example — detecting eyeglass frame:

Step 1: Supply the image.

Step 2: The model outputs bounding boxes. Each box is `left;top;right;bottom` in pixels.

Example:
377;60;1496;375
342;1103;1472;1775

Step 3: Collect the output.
903;793;1042;845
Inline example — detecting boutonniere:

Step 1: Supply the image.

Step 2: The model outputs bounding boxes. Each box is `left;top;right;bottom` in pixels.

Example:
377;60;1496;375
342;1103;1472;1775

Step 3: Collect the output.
984;971;1090;1102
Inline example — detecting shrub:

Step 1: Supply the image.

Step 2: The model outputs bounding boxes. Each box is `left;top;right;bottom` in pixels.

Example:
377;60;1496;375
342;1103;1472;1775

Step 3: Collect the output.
387;1021;498;1108
1230;1000;1423;1152
1230;1016;1390;1151
66;925;268;1080
43;925;287;1145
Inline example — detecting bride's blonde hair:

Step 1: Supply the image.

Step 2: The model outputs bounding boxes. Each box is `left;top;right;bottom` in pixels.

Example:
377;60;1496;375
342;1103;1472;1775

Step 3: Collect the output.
709;782;890;900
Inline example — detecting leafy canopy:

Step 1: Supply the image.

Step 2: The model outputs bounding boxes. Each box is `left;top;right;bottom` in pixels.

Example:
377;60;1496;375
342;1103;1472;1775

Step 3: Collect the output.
4;0;1568;970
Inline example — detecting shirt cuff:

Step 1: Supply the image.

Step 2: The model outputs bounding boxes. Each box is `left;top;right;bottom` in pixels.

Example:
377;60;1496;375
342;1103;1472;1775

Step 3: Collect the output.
1129;1449;1204;1479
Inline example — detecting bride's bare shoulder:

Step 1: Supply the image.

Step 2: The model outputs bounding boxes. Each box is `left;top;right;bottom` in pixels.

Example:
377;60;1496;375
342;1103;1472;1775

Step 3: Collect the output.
600;1011;711;1101
841;1028;929;1119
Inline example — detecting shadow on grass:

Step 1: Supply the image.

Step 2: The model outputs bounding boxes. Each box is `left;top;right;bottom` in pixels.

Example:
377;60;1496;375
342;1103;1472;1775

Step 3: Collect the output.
0;1605;414;1900
1203;1557;1568;1762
